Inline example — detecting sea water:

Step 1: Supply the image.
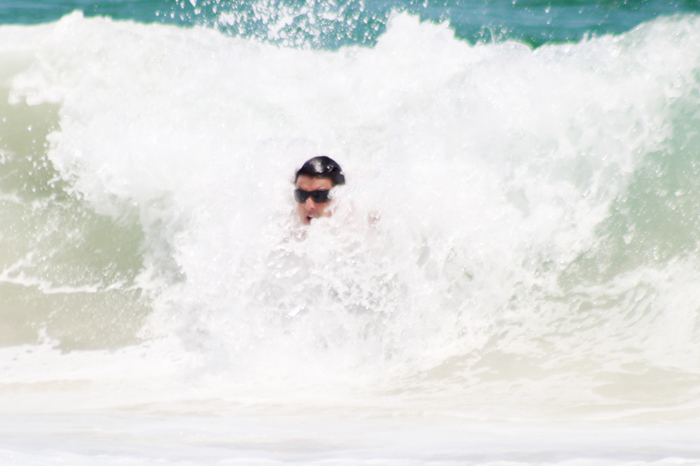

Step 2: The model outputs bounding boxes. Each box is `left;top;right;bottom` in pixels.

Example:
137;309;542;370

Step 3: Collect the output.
1;1;700;464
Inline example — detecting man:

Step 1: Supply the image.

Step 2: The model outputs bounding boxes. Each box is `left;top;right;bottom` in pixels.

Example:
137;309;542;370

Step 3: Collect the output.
294;156;345;224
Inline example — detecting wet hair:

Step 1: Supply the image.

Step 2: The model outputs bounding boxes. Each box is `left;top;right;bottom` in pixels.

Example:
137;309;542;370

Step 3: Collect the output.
295;156;345;186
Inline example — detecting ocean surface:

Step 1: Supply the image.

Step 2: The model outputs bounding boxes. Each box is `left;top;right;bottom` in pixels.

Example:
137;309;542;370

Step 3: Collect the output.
2;0;700;464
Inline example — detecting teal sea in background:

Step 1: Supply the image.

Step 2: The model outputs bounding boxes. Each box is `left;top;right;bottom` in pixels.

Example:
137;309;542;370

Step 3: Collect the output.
1;0;700;48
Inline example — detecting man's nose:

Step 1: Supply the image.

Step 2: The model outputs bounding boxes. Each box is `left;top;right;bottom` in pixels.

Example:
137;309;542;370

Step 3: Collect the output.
304;198;316;210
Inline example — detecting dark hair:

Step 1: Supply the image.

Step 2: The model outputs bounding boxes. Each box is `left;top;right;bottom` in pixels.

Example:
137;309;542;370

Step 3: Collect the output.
295;156;345;186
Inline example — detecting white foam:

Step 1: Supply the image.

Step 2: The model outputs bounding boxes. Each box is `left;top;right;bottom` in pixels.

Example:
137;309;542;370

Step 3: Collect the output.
1;13;700;462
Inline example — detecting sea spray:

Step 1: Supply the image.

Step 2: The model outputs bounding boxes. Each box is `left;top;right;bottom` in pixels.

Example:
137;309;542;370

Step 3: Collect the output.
0;12;699;417
0;72;148;349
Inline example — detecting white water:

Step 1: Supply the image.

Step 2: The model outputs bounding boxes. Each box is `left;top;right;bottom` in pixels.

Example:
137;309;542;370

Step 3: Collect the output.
1;11;700;464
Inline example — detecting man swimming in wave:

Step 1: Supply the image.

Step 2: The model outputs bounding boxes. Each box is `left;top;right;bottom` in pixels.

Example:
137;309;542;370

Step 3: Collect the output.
294;156;345;224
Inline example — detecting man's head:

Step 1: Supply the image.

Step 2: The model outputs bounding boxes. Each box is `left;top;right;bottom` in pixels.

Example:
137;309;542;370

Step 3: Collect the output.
294;156;345;224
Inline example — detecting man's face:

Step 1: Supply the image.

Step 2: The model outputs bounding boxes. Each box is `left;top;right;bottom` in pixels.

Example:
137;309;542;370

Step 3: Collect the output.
295;175;334;224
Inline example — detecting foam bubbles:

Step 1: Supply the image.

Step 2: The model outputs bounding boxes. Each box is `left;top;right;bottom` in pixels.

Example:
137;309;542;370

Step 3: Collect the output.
2;12;700;413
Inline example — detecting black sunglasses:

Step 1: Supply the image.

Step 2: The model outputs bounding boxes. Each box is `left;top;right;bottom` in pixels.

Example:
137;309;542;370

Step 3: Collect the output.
294;189;331;203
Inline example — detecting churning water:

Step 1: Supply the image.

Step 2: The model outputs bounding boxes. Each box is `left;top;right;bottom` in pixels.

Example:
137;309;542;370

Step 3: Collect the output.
1;1;700;464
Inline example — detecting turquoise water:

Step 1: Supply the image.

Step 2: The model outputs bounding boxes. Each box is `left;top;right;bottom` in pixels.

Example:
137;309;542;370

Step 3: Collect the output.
2;0;700;48
1;1;700;464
